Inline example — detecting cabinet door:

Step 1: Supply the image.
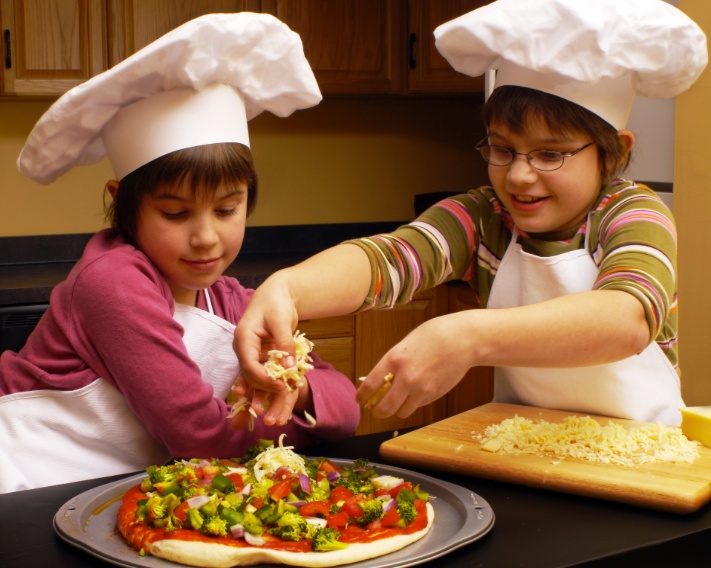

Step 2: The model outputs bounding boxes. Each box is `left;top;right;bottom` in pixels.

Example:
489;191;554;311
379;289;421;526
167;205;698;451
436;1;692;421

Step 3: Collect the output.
354;286;449;435
275;0;405;95
298;315;355;380
1;0;106;96
407;0;489;94
107;0;264;65
445;282;493;415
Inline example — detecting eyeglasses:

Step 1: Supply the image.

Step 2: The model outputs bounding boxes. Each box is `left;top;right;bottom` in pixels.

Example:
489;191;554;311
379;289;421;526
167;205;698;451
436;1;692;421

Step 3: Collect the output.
475;138;595;172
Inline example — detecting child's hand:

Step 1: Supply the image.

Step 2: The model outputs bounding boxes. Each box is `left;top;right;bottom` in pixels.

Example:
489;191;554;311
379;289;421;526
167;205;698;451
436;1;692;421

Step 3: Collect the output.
356;312;477;419
233;276;299;395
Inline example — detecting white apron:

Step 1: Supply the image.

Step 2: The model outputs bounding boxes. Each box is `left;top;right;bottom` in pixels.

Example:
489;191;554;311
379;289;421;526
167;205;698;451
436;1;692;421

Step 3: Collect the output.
0;289;239;493
487;223;683;425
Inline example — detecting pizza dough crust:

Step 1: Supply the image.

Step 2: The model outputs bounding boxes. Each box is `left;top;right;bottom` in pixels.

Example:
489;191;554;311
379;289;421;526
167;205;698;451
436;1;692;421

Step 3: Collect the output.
147;502;435;568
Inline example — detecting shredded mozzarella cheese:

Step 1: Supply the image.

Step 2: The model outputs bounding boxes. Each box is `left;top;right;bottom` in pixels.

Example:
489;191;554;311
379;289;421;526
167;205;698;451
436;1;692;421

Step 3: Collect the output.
264;331;314;391
252;434;307;481
476;415;700;467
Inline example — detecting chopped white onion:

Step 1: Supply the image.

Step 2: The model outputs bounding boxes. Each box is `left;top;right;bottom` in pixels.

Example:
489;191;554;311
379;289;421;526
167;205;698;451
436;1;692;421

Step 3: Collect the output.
244;531;266;546
303;516;328;528
186;494;211;510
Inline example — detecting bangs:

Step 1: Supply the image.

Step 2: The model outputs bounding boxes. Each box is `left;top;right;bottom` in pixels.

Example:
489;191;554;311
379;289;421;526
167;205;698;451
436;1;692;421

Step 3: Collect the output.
484;86;594;139
147;143;256;201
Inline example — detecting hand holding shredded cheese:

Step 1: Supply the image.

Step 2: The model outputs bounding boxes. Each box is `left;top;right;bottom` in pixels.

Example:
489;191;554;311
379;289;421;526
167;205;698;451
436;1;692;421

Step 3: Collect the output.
229;331;314;430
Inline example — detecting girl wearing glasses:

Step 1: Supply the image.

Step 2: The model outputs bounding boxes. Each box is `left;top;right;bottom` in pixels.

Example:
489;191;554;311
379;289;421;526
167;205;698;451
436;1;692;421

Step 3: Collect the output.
233;0;707;427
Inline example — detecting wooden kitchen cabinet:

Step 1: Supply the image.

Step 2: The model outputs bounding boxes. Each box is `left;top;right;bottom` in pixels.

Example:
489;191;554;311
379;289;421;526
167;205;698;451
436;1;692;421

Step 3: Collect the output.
273;0;405;95
277;0;490;95
407;0;489;94
1;0;107;96
1;0;490;98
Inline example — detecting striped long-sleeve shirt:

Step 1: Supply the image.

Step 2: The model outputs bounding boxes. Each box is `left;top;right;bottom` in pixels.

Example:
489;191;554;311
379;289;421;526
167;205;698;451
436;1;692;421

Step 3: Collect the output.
346;180;679;374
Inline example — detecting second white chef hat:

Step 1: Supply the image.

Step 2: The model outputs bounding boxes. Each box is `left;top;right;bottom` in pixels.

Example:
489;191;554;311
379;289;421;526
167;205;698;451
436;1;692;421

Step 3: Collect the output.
434;0;707;130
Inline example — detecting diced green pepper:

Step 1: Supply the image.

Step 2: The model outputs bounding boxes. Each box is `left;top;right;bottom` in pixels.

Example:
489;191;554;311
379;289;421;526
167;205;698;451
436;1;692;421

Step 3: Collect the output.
210;474;236;494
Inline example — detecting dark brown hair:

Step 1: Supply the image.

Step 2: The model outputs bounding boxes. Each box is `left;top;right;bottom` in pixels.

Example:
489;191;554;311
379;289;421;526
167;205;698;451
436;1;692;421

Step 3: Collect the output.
105;143;258;246
482;86;631;187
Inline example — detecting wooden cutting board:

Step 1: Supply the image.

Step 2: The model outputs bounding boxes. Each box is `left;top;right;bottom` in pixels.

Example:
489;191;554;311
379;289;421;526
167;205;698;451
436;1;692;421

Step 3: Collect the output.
379;403;711;514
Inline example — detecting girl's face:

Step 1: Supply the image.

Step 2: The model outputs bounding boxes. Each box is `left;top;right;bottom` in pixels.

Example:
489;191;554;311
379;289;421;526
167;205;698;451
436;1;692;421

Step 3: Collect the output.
135;181;248;305
486;120;602;234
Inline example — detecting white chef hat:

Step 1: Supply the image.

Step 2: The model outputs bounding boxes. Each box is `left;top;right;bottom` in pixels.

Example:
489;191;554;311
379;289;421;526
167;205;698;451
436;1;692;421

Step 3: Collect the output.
434;0;707;130
18;12;322;184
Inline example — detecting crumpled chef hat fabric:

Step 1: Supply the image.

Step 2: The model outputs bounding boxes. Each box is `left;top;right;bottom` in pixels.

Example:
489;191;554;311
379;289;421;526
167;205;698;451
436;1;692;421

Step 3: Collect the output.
18;12;322;184
434;0;707;130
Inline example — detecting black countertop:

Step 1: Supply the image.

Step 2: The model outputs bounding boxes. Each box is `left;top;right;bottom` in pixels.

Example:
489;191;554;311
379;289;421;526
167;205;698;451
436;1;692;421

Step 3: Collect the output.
0;222;403;306
2;428;710;568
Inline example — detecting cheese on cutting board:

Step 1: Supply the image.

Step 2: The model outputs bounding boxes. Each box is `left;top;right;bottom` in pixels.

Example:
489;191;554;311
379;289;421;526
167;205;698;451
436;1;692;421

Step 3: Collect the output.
680;406;711;448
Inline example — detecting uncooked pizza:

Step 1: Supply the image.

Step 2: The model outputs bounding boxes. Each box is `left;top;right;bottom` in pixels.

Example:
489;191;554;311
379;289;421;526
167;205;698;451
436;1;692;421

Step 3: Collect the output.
117;435;434;567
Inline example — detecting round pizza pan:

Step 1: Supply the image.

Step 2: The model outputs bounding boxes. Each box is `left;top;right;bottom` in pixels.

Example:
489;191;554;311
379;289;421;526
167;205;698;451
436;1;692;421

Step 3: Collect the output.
54;459;495;567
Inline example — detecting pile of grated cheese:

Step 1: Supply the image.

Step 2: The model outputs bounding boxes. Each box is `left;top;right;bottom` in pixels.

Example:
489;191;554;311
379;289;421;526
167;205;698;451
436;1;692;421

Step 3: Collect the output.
476;415;700;467
251;434;308;481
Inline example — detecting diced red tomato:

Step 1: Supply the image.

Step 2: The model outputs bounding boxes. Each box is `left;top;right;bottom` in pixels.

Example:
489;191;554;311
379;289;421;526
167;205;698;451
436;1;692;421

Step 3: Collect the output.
250;496;263;509
329;485;355;504
201;465;222;479
414;499;427;514
272;466;291;481
269;479;292;501
173;501;190;523
326;511;350;529
380;506;401;527
387;481;413;499
299;501;330;517
318;460;339;473
226;473;244;490
365;519;382;531
340;499;363;519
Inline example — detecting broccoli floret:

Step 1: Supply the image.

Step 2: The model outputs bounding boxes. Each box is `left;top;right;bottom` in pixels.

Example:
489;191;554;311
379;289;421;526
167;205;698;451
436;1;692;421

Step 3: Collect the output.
352;458;370;470
304;521;321;540
333;476;361;495
146;495;168;522
186;508;204;530
147;464;177;486
268;511;308;542
312;527;348;552
396;501;418;527
201;515;229;537
357;499;383;525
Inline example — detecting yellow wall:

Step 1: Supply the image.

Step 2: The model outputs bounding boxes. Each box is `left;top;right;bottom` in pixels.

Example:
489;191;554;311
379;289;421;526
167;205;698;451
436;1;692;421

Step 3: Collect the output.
676;1;711;405
0;96;488;236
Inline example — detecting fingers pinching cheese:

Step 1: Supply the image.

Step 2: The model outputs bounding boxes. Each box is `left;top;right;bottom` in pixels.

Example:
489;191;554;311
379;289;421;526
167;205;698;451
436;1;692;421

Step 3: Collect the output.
229;331;314;429
361;373;394;409
263;330;314;390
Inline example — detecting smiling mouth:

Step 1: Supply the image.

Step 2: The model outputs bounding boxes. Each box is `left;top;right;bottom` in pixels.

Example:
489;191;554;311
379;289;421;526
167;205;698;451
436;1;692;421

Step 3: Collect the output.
513;194;547;203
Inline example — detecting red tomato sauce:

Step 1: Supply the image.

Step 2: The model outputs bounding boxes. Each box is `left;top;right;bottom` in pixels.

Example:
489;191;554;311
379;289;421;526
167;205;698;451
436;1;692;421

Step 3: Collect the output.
117;484;429;553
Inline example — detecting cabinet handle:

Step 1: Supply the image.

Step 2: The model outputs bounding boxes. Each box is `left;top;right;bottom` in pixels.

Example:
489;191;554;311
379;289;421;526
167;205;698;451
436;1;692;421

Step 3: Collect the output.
4;30;10;69
409;32;417;69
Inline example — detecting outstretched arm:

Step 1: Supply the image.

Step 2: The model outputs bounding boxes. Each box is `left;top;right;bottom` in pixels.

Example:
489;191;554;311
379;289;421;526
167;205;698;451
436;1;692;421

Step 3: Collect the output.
356;289;650;418
233;243;371;426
